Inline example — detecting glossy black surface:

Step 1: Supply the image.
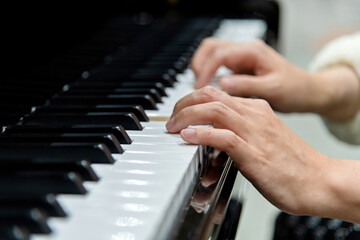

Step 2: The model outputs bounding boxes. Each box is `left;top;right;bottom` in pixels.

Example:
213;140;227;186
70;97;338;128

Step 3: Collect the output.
173;149;239;240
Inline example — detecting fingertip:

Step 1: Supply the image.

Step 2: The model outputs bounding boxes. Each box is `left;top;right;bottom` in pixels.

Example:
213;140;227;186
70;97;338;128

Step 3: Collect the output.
219;77;234;90
165;118;175;132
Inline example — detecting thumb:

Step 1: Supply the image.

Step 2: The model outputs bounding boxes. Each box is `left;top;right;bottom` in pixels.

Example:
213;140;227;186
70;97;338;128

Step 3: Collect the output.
219;75;268;97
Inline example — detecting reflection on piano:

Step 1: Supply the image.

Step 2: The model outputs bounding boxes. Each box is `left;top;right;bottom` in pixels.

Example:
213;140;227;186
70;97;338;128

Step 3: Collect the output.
1;2;278;240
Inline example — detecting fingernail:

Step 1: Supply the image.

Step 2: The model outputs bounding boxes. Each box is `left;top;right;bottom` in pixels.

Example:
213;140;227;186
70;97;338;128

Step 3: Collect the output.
220;77;234;89
166;118;175;129
181;128;196;139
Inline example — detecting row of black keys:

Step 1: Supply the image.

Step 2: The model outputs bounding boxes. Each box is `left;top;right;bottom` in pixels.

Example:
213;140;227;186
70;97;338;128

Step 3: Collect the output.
0;16;149;126
0;92;160;238
0;16;199;127
0;103;150;237
0;85;171;238
0;18;221;240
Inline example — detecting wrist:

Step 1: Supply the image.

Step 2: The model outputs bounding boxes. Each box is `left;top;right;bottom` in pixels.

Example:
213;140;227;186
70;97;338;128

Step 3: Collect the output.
297;152;336;217
299;155;360;222
322;158;360;223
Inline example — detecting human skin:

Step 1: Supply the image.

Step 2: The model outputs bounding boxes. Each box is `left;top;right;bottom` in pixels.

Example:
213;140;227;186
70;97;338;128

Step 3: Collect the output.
191;38;360;122
167;37;360;222
166;87;360;223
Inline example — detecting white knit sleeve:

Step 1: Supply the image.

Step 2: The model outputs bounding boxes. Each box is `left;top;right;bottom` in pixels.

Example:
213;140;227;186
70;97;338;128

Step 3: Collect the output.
309;32;360;145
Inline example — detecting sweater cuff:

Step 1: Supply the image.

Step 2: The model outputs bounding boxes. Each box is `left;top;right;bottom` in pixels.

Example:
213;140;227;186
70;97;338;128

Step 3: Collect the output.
309;32;360;145
309;32;360;76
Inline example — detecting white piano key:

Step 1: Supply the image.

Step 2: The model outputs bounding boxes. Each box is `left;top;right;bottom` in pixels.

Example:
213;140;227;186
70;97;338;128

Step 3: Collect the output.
33;127;202;240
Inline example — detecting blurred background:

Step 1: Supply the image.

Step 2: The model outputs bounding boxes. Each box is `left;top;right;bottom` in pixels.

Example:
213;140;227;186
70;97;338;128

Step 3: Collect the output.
278;0;360;68
237;0;360;239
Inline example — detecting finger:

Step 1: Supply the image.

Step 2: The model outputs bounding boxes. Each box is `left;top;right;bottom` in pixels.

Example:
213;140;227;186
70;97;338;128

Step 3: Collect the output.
195;42;259;88
171;86;230;118
194;40;268;89
191;38;230;78
180;127;251;166
219;74;270;97
170;86;250;120
194;47;231;89
166;101;248;134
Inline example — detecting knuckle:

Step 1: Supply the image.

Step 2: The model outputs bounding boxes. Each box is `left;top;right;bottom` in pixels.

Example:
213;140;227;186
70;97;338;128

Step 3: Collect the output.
210;101;228;116
223;130;239;150
213;48;226;60
181;105;196;117
198;86;219;102
249;39;268;55
203;128;214;139
199;128;239;152
254;98;271;109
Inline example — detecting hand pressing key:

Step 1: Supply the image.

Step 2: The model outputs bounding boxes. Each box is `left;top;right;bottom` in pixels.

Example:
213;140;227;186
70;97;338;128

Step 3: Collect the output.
166;86;360;223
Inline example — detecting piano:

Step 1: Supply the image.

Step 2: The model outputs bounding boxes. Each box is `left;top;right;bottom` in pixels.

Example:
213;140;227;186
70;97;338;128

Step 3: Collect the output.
1;1;279;239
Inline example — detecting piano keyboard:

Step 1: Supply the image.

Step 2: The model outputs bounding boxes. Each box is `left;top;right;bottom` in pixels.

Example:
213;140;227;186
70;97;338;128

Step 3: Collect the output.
0;16;267;240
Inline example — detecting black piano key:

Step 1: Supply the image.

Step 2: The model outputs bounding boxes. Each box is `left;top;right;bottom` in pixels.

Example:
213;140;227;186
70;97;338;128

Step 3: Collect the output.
0;154;96;165
0;93;47;106
143;57;189;74
0;104;33;116
0;159;98;182
0;86;56;97
0;225;30;240
4;124;132;144
66;81;167;96
109;82;167;96
134;68;178;78
32;105;149;122
0;114;25;126
0;207;51;234
143;60;178;70
20;112;143;130
48;94;158;110
62;88;163;103
55;160;99;182
82;70;175;87
0;172;86;195
0;143;114;164
0;194;66;218
130;72;176;87
0;133;123;154
173;56;189;72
